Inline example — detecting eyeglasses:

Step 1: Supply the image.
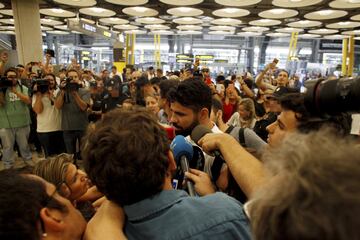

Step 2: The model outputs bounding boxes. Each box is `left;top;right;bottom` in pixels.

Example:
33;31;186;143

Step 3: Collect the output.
56;180;72;199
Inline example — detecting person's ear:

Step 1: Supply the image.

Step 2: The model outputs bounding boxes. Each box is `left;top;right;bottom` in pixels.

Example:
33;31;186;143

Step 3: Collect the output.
39;208;66;233
199;108;209;122
167;151;177;172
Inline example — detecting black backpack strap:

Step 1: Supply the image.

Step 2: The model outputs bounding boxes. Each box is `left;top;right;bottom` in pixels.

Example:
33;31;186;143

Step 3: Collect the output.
239;128;246;148
225;125;235;134
211;155;225;182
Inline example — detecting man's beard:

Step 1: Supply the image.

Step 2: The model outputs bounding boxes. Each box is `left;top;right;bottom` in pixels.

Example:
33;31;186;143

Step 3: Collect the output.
173;119;200;137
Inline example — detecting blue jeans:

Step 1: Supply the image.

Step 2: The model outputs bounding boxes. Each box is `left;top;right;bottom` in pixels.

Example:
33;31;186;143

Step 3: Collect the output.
63;130;84;155
0;126;32;169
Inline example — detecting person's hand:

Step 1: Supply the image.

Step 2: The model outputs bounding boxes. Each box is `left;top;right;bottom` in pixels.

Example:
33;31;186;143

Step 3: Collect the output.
10;86;17;94
92;196;107;210
237;75;245;85
185;168;216;196
266;62;277;71
198;133;234;155
0;51;8;63
45;53;51;62
59;81;66;90
84;200;126;240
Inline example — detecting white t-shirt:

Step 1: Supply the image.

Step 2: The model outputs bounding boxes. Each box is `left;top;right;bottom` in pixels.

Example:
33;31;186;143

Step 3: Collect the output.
32;89;62;133
351;114;360;135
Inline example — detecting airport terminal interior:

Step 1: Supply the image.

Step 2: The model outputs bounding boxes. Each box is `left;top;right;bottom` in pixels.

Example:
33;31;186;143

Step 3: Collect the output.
1;1;360;240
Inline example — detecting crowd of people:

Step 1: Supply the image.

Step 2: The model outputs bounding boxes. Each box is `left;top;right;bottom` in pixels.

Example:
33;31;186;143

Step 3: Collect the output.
0;50;359;240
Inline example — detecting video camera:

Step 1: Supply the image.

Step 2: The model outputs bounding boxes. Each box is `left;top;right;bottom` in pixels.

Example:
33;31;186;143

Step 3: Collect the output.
0;76;14;90
60;77;81;91
31;79;50;94
304;76;360;116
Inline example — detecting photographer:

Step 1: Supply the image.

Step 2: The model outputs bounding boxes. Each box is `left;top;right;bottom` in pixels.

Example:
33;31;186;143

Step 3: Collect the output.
55;69;90;159
32;73;65;157
88;80;110;122
0;68;32;169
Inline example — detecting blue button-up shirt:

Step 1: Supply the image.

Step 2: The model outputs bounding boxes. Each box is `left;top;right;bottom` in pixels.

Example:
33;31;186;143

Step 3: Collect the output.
124;190;251;240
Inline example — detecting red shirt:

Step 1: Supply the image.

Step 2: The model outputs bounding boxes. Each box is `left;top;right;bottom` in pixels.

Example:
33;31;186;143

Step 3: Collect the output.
222;101;236;123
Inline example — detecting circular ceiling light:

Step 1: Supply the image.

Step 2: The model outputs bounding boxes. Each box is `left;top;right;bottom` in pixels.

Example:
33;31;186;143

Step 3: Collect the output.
54;25;68;30
151;30;174;35
135;17;165;24
208;30;234;35
40;8;76;17
113;24;139;30
258;8;298;19
212;8;250;18
0;9;13;16
355;36;360;40
272;0;323;7
0;26;15;30
105;0;148;5
99;17;129;25
297;33;321;38
237;31;262;36
0;31;15;35
160;0;204;5
54;0;97;7
326;21;360;29
40;19;63;26
176;25;203;30
329;0;360;8
71;31;84;34
167;7;203;17
324;34;349;39
287;20;322;28
47;30;70;35
276;27;304;33
0;3;4;8
266;32;290;37
173;17;203;24
122;6;158;17
144;24;170;30
209;25;236;31
249;19;282;26
68;18;96;24
351;14;360;21
79;7;115;17
342;29;360;35
214;0;262;7
211;18;242;25
308;28;339;34
124;29;147;34
242;26;269;32
177;30;202;34
0;19;14;25
304;9;348;20
41;26;53;31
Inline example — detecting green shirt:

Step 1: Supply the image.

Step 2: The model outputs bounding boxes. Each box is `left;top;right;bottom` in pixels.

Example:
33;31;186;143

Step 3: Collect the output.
0;84;31;129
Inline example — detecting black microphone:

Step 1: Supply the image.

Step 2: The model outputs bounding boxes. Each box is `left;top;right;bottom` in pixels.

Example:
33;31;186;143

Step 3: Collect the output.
170;135;196;197
191;125;225;182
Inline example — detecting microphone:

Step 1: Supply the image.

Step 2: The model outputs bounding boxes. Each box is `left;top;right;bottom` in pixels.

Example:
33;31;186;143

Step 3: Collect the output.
170;135;196;197
190;125;222;158
191;125;225;182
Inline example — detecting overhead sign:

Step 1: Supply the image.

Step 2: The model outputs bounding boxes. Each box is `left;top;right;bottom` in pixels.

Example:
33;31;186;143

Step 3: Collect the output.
68;19;118;40
214;59;228;63
320;39;360;51
195;55;214;60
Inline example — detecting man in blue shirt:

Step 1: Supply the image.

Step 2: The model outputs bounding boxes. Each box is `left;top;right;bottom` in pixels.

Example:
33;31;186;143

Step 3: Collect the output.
82;108;251;240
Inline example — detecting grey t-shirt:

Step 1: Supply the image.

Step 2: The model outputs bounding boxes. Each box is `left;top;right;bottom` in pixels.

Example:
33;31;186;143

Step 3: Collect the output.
228;127;267;153
59;88;90;131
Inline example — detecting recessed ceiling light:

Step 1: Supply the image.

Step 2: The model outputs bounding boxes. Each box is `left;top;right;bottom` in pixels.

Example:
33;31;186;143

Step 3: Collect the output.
269;9;286;14
338;21;351;25
319;10;334;16
90;7;104;13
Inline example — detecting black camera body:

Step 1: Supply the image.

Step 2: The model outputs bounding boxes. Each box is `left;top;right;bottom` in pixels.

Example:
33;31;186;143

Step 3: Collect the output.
61;77;80;91
31;79;50;94
0;77;14;90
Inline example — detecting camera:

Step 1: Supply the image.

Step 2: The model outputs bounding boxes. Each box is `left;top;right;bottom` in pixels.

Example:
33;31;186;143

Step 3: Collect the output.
31;79;50;94
60;77;80;91
0;77;14;90
304;76;360;116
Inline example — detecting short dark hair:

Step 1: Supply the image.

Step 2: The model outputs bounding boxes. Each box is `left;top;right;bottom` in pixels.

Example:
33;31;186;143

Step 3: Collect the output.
0;170;66;240
211;97;223;113
111;66;117;70
150;77;161;86
159;79;179;100
82;108;170;206
173;70;180;77
277;69;289;78
5;67;18;77
216;75;225;83
168;78;212;115
66;69;79;77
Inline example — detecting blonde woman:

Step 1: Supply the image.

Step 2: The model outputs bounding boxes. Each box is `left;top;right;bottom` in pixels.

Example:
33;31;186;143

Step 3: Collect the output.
227;98;257;129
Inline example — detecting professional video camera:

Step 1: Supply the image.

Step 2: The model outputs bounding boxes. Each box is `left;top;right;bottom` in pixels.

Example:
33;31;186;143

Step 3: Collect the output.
304;76;360;116
60;77;81;91
0;76;14;90
31;79;50;94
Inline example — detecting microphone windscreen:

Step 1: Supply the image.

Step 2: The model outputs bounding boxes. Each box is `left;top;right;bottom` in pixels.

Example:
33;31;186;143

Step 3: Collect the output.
170;135;194;164
190;125;213;144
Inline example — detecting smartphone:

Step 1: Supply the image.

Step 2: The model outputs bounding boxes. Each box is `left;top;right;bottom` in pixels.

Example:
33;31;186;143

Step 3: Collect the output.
273;58;279;64
216;84;224;93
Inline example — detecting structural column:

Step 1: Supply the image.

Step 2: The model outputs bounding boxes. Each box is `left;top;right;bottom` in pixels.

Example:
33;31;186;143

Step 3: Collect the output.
12;0;43;64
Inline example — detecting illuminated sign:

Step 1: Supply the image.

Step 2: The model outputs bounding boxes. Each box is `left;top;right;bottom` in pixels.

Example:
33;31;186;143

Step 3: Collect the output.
195;55;214;60
214;59;228;63
68;20;117;40
176;54;193;59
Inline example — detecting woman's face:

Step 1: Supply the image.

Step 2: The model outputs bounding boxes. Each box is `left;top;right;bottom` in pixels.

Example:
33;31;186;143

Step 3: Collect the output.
146;96;160;115
65;164;89;201
238;104;250;119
